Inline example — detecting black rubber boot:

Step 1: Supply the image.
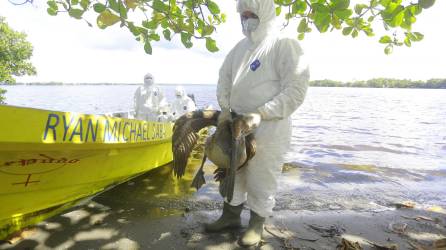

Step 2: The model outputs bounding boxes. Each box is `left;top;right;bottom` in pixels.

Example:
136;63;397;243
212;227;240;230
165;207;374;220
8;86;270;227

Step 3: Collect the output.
204;202;243;232
239;210;265;246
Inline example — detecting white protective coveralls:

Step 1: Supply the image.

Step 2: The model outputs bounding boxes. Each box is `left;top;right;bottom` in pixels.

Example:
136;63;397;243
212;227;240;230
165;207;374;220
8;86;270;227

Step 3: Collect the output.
157;105;175;122
134;73;169;121
171;86;197;119
216;0;310;217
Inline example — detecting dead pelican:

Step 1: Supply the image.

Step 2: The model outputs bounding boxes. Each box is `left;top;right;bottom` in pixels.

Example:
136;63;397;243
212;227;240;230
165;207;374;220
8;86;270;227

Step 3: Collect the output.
172;110;261;202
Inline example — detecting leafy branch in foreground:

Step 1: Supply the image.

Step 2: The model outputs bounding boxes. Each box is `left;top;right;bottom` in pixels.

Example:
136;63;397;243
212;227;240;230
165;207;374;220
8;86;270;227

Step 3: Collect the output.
9;0;437;54
275;0;435;54
44;0;225;54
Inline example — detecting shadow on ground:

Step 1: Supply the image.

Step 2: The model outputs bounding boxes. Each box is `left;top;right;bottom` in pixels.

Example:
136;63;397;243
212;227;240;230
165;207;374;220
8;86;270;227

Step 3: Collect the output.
1;161;446;249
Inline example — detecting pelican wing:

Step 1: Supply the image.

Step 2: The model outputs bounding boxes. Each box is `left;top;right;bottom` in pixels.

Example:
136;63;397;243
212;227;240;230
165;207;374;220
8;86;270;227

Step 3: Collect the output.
172;110;220;178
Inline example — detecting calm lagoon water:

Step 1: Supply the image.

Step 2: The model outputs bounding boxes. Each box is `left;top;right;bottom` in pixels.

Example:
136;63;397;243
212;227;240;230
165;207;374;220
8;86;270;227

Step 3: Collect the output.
3;85;446;208
3;85;445;170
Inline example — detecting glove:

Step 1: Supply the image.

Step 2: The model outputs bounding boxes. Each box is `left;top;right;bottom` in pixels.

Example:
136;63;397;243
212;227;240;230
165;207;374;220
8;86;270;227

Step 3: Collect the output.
232;112;262;138
218;108;232;125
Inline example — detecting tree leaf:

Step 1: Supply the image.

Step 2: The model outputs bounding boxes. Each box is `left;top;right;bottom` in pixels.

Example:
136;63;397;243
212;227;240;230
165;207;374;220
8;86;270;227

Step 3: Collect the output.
144;41;152;54
379;35;392;43
275;6;281;16
127;22;141;36
93;3;106;13
163;29;171;41
109;0;120;13
119;0;128;19
331;0;350;10
153;0;168;12
390;10;404;27
384;44;393;54
354;4;367;15
47;1;58;10
312;3;330;13
68;9;84;19
207;1;220;15
313;12;331;33
342;26;353;35
202;25;214;36
125;0;137;9
180;32;193;48
142;20;158;29
47;8;58;16
292;1;307;15
97;10;120;29
149;33;160;41
419;0;435;9
413;32;424;41
404;37;411;47
334;9;352;19
80;0;90;10
297;19;307;33
205;37;219;52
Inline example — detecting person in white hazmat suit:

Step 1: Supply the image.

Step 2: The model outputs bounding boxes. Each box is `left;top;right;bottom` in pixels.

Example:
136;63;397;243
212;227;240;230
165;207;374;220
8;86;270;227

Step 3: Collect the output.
205;0;309;246
171;86;197;119
133;73;169;121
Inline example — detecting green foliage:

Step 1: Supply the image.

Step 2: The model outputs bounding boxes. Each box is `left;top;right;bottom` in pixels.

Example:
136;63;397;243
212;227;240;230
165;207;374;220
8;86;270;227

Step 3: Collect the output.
310;78;446;88
42;0;435;54
275;0;435;54
45;0;226;54
0;88;6;104
0;17;37;103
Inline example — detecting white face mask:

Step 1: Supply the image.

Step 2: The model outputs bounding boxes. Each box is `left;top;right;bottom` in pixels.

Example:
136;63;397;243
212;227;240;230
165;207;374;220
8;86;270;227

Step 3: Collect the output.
144;78;153;86
241;17;260;34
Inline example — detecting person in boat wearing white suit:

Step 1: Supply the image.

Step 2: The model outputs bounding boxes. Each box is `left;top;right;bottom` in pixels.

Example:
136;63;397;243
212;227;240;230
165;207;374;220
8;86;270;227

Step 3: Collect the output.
171;86;197;119
133;73;169;121
207;0;310;246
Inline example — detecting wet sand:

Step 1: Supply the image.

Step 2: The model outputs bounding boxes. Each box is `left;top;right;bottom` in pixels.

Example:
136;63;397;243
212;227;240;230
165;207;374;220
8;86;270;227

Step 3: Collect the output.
1;161;445;249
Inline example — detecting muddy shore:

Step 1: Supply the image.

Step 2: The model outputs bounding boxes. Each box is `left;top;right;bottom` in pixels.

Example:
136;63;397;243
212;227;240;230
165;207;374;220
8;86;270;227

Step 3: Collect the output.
1;162;445;249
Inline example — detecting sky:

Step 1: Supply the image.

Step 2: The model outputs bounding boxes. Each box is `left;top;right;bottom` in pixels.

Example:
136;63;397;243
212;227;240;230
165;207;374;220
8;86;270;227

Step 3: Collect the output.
1;0;445;84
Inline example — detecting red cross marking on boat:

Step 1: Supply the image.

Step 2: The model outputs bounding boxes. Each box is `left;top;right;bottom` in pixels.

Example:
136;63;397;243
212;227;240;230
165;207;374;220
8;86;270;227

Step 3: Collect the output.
12;174;40;187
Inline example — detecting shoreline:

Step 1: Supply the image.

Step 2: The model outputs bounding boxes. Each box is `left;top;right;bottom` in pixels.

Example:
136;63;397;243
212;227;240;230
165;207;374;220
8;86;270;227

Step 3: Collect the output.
1;200;445;249
1;164;445;249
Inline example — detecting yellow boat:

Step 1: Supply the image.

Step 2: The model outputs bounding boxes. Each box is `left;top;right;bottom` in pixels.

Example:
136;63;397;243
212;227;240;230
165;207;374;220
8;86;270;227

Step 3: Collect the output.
0;105;173;240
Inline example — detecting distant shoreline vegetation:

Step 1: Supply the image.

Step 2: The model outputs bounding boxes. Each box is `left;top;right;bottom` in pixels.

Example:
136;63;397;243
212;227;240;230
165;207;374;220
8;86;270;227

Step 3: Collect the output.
1;78;446;88
310;78;446;89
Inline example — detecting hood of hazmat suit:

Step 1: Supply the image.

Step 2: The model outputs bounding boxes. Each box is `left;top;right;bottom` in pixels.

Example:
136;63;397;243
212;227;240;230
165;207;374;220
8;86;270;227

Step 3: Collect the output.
144;72;154;87
216;0;310;217
134;73;168;121
172;86;197;119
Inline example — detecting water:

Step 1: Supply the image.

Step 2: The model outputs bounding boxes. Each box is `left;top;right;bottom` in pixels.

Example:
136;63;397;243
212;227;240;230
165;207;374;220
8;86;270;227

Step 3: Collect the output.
3;85;446;209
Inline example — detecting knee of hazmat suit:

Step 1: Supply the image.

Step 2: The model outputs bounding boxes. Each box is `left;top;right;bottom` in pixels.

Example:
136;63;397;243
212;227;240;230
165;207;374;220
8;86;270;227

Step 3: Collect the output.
216;0;310;217
172;86;197;119
133;73;169;121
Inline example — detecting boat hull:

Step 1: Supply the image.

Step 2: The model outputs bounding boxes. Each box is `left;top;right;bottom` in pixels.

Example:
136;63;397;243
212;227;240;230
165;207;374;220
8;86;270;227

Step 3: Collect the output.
0;105;173;239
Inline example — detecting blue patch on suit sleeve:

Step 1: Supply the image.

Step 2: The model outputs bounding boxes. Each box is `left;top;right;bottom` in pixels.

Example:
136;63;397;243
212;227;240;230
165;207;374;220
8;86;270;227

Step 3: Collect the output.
250;59;261;71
